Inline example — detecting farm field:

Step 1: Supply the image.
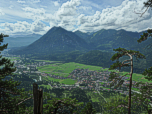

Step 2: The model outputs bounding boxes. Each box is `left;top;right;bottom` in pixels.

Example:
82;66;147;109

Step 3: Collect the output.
2;57;150;113
5;56;150;84
36;60;152;84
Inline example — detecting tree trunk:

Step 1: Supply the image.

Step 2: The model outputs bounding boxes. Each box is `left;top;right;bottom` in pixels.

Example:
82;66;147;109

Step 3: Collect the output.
148;109;152;114
128;62;133;114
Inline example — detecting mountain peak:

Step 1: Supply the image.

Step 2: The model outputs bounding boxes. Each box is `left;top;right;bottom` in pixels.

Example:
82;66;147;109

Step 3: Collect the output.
52;26;64;29
15;26;90;55
46;26;67;35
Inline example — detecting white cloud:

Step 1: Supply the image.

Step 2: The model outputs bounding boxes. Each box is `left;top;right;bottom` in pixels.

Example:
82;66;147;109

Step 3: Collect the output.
74;0;151;33
22;7;45;14
51;0;81;31
0;0;151;36
0;9;5;16
32;20;46;32
82;0;104;10
1;21;30;32
78;6;92;11
9;5;14;9
0;20;48;35
17;0;26;3
0;8;31;21
56;0;81;17
31;0;40;3
40;5;47;8
22;7;46;21
53;1;60;6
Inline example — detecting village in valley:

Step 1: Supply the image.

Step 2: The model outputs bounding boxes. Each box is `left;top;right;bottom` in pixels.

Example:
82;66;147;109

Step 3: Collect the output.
2;52;144;97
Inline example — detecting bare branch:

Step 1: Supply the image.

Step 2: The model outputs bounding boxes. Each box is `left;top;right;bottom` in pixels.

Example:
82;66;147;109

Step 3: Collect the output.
16;96;33;106
143;43;152;50
134;5;150;17
121;59;132;66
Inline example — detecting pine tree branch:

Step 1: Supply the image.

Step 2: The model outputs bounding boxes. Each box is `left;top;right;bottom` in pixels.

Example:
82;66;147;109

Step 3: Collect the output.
16;96;33;106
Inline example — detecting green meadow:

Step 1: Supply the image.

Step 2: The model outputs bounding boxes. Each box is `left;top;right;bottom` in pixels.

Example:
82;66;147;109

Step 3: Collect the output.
42;76;77;85
36;60;152;84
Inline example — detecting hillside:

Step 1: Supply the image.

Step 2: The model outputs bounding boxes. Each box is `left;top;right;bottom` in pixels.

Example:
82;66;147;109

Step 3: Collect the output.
8;26;91;55
75;50;115;68
73;30;94;43
88;29;141;51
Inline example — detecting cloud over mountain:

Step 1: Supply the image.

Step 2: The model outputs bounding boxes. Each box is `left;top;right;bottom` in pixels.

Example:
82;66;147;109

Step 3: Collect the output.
0;0;151;36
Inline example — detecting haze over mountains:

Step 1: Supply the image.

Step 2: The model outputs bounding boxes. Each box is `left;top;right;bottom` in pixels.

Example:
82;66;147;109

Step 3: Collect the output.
8;26;92;55
6;26;152;56
6;26;152;74
2;33;42;49
4;26;150;51
2;28;95;49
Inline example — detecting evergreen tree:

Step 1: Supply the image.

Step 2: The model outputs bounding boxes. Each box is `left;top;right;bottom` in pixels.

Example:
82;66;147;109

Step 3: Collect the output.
132;81;152;114
43;97;84;114
79;102;97;114
100;93;136;114
0;33;33;114
105;47;146;114
134;0;152;50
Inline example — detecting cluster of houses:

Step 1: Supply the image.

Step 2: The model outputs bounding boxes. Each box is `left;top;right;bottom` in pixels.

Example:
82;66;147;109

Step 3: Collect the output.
48;68;140;95
3;54;54;82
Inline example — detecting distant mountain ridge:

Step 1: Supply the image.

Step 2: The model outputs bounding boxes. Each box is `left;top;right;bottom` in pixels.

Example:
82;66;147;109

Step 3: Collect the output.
85;29;151;53
2;33;42;49
9;26;90;55
8;26;152;54
73;30;91;43
4;27;148;51
9;33;42;38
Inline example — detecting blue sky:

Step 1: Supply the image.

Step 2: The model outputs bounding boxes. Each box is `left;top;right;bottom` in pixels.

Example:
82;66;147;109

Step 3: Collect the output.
0;0;151;36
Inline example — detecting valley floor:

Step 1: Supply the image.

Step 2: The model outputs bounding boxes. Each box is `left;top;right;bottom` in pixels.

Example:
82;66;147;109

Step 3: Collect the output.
2;54;151;113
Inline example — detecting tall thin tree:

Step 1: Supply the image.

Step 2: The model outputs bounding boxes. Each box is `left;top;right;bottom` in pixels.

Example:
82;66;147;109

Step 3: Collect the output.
105;47;146;114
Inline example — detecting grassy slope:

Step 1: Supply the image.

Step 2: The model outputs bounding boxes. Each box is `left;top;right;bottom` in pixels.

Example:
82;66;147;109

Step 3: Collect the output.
36;60;152;84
